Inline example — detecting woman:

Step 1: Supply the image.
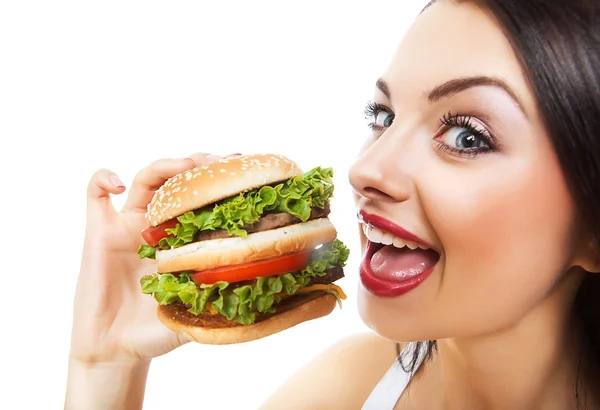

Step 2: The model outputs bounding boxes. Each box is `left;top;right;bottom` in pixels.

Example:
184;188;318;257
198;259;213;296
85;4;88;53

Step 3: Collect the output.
65;0;600;408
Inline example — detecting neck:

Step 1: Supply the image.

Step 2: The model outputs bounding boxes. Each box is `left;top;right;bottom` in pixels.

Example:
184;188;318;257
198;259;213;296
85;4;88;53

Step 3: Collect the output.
434;271;587;410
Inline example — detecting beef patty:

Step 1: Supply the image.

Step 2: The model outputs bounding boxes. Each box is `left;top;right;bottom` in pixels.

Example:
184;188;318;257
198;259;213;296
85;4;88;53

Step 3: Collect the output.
195;203;331;242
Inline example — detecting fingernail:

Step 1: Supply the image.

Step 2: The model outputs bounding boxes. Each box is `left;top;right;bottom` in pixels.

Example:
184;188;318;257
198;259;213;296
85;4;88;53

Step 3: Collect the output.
175;157;191;162
110;175;125;188
226;153;242;158
207;154;224;161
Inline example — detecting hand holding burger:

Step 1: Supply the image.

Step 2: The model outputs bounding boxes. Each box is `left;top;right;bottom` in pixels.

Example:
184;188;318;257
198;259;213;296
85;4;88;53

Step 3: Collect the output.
138;154;350;344
66;154;231;409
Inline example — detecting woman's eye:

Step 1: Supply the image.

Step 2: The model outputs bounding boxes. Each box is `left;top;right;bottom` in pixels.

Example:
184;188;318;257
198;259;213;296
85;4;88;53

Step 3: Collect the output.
374;111;394;128
443;127;489;150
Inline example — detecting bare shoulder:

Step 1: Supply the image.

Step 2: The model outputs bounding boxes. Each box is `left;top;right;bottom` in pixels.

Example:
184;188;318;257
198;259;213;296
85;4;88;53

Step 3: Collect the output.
260;332;399;410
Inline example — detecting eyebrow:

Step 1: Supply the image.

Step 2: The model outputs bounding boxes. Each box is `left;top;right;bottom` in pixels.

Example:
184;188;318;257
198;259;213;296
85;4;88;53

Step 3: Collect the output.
375;78;391;100
376;76;526;115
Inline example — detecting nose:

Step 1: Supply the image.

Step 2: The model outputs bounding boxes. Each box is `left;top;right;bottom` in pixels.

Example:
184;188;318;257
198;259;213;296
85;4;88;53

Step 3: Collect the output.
349;132;416;204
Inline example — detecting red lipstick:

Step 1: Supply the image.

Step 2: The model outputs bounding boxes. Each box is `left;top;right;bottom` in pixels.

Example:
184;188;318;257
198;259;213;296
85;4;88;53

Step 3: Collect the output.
360;242;436;297
358;210;439;298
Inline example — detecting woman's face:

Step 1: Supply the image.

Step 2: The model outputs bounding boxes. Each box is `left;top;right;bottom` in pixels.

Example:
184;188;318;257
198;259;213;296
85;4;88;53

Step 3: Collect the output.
349;0;586;342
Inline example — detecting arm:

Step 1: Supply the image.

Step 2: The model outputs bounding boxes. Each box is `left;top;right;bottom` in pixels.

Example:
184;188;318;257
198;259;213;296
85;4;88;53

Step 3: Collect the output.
260;332;399;410
65;154;220;410
65;358;150;410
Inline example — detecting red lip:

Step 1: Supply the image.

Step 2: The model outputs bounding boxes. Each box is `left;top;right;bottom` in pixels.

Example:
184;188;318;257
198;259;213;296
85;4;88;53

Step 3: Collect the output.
360;241;436;297
358;210;438;297
358;210;435;250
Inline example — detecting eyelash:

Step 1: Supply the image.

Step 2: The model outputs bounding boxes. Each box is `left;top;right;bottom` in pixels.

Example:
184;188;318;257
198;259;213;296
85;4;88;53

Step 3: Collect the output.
437;111;496;158
364;101;392;131
363;101;497;158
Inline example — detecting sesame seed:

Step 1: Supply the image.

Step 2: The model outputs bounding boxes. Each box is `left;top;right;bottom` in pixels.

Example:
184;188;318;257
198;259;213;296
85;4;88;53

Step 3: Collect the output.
230;172;236;176
220;169;226;173
193;190;199;195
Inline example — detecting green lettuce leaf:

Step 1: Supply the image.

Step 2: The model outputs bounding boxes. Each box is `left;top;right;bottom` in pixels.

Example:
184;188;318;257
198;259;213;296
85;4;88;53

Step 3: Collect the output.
137;245;156;260
140;239;349;325
137;166;334;258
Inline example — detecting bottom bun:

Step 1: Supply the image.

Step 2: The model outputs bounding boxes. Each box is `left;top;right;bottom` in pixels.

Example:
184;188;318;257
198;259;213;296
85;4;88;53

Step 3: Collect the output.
157;293;337;345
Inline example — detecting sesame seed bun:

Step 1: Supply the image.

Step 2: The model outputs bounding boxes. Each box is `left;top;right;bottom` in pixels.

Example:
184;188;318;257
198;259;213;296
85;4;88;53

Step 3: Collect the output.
146;154;302;226
157;292;338;344
156;217;338;273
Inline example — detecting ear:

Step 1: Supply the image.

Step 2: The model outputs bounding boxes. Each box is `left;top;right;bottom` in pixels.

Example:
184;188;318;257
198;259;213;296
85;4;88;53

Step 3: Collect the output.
573;236;600;274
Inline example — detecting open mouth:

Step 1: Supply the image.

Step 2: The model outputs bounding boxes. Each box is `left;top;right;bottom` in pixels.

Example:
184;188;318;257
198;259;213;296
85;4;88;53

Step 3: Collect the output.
358;214;441;297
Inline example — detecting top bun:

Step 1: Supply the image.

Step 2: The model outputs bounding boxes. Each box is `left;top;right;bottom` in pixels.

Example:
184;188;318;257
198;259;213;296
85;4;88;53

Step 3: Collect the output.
146;154;303;226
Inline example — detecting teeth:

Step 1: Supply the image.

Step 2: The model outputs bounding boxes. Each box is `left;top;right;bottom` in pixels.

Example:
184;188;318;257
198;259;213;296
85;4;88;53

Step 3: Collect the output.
392;237;407;248
406;241;420;250
381;232;394;246
365;225;382;243
363;224;429;250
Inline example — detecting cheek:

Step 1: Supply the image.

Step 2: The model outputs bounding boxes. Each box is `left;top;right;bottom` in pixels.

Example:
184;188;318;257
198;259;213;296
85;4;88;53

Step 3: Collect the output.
423;155;578;325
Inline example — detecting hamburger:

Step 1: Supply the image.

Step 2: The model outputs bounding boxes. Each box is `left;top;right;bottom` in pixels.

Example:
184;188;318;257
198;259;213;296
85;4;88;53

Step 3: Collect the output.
138;153;349;344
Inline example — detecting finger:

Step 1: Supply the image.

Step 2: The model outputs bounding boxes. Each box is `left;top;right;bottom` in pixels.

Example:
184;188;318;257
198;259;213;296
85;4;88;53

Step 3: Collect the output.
187;152;222;168
187;153;242;168
86;168;126;213
122;158;196;214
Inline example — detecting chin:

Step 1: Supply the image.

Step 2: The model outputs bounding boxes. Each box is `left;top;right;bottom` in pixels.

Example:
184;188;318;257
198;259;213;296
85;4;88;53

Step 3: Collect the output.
356;284;434;343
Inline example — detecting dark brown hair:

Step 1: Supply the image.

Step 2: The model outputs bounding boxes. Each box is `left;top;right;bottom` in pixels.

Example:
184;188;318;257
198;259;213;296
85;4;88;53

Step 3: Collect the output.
400;0;600;406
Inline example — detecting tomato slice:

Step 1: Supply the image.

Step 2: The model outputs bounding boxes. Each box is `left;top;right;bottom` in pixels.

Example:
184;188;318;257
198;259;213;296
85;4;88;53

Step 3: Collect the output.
190;250;313;285
141;218;179;246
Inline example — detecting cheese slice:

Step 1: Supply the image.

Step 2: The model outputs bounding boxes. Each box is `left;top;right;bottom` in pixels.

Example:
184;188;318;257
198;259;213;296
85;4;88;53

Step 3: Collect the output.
207;303;218;315
294;283;347;299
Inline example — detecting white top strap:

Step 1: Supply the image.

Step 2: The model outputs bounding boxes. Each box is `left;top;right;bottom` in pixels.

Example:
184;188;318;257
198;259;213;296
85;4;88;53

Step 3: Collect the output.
360;343;426;410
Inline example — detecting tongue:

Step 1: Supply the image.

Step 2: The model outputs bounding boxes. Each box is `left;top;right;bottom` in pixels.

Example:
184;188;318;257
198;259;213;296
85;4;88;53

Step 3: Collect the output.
370;246;439;282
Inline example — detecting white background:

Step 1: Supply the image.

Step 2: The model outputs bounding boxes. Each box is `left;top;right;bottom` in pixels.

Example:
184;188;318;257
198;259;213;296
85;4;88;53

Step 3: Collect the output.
1;1;427;408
